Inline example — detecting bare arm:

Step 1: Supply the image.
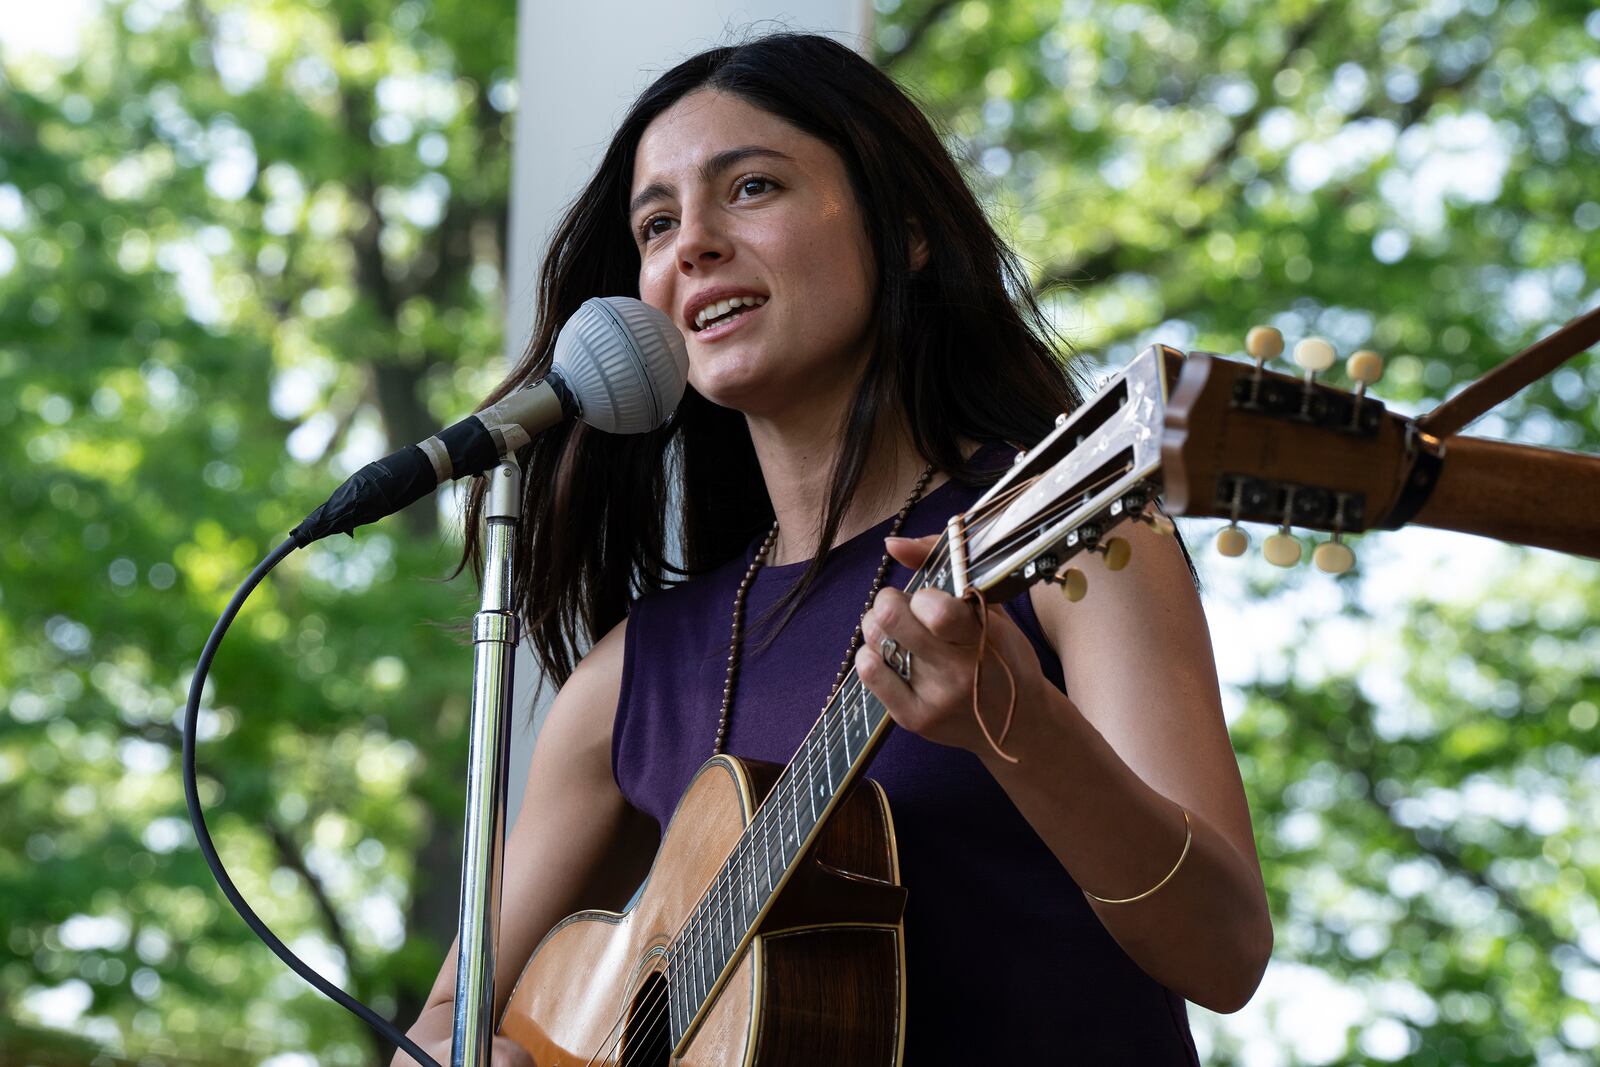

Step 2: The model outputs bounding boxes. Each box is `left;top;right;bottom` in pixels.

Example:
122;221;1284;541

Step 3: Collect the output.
393;619;658;1065
859;523;1271;1013
1002;520;1271;1012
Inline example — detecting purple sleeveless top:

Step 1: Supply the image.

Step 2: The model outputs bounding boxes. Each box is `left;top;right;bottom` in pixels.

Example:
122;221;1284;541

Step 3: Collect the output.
613;453;1200;1063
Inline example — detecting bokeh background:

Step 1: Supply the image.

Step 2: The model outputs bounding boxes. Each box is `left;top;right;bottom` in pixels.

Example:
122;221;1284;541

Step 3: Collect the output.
3;0;1598;1064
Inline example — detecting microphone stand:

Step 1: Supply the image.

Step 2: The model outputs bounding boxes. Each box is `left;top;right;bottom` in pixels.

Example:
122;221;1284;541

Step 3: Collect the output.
451;460;522;1066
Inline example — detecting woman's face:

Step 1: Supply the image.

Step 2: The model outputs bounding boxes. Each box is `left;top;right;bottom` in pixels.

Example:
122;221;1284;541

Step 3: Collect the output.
629;89;877;418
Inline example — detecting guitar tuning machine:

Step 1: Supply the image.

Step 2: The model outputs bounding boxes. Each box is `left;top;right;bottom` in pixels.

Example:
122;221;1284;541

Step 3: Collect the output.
1021;553;1060;582
1263;485;1303;567
1262;527;1303;567
1215;476;1249;557
1291;336;1338;421
1346;350;1384;397
1118;489;1171;538
1216;524;1249;557
1091;536;1132;571
1292;337;1336;387
1244;325;1283;406
1345;348;1384;433
1313;497;1357;575
1054;566;1088;602
1313;532;1356;574
1245;325;1284;370
1141;502;1176;537
1022;552;1089;603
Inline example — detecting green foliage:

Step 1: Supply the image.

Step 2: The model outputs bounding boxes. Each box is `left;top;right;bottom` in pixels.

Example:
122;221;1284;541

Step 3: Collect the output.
2;0;513;1060
879;0;1599;1061
2;0;1596;1064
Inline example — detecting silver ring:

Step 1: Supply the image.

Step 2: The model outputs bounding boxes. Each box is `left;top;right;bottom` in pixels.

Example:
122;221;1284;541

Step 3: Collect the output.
879;636;913;683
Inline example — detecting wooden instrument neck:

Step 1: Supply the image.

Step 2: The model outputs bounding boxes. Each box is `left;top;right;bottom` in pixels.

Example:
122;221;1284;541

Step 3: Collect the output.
1413;434;1600;559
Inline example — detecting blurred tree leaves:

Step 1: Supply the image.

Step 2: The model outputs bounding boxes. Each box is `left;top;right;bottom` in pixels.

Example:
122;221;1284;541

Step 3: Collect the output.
2;0;513;1061
2;0;1597;1064
879;0;1599;1062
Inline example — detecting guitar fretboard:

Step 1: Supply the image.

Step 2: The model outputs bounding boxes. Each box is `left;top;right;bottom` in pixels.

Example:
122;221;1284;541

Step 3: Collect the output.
664;537;957;1046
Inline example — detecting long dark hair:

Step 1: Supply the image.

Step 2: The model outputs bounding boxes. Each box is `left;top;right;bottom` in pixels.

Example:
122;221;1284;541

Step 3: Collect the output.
461;32;1083;687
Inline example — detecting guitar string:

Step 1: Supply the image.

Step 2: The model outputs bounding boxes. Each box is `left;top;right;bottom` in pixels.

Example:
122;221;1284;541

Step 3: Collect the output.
643;420;1147;1033
589;464;1130;1067
579;505;996;1067
583;464;1130;1066
596;470;1140;1067
577;514;977;1067
633;472;1044;1022
581;471;1070;1067
637;472;1055;1045
663;460;1127;982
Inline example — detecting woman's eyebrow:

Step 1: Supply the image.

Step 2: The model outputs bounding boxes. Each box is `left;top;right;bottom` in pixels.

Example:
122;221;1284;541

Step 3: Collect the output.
628;146;797;217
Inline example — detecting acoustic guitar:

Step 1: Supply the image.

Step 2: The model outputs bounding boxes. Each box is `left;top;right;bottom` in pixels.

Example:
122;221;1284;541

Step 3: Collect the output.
496;331;1600;1066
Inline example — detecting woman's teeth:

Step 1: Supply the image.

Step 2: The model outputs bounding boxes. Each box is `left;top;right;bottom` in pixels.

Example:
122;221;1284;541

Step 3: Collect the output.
694;294;767;331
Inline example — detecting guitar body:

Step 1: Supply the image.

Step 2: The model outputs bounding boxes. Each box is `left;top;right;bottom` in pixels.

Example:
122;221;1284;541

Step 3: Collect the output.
499;755;908;1066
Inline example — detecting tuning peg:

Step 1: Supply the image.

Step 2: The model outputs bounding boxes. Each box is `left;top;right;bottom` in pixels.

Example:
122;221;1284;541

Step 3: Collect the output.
1142;505;1176;536
1056;567;1088;602
1293;337;1336;386
1245;325;1284;365
1313;533;1356;574
1215;524;1249;557
1096;536;1132;571
1243;326;1284;406
1346;350;1383;398
1262;528;1302;567
1245;325;1284;367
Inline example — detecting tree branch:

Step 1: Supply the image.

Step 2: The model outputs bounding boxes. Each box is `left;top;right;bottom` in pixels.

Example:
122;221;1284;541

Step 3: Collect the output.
0;56;43;152
878;0;962;72
266;817;391;1065
1330;687;1600;973
1032;10;1332;295
395;80;510;309
1360;776;1600;970
1033;44;1491;300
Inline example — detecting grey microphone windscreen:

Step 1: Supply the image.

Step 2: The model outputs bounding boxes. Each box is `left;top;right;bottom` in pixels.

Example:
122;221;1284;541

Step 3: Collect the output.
551;296;689;434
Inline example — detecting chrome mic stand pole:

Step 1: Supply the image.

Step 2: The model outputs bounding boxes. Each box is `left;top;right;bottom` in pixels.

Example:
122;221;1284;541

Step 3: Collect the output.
451;460;522;1067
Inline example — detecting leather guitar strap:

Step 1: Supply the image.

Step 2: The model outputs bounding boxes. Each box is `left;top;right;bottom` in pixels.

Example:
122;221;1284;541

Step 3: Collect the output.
1416;305;1600;439
1377;305;1600;530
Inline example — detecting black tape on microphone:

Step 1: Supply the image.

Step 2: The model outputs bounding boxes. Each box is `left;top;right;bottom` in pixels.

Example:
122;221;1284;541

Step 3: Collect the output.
436;414;500;480
290;444;441;547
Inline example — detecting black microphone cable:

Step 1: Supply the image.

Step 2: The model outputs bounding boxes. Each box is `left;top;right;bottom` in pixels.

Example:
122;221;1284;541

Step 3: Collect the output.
182;537;447;1067
183;295;687;1064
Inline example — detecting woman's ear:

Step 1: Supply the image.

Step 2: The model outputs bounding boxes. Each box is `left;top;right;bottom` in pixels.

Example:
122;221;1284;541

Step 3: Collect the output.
907;217;930;272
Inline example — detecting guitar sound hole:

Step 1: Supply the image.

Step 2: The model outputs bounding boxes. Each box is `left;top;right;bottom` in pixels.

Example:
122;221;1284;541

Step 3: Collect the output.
621;971;671;1067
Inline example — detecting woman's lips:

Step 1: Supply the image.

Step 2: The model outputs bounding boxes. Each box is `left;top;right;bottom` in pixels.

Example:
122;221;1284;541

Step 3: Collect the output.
694;300;765;342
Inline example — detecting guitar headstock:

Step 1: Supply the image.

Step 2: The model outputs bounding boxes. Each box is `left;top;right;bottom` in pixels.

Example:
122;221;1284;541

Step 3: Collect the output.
927;327;1425;611
928;343;1185;604
1162;326;1422;574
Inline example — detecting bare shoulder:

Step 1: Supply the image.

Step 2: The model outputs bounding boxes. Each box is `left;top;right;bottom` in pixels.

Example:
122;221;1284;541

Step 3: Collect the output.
1024;521;1256;848
565;615;629;696
536;616;630;761
1025;518;1200;661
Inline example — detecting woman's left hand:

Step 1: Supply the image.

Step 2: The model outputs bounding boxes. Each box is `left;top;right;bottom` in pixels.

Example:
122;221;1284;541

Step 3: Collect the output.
855;533;1051;759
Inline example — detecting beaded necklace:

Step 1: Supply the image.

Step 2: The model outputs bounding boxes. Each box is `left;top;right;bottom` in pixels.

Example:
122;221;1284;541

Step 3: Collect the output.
711;464;936;755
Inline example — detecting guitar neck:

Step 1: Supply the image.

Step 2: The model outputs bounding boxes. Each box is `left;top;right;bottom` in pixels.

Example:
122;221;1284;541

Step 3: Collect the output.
1412;435;1600;559
669;538;954;1043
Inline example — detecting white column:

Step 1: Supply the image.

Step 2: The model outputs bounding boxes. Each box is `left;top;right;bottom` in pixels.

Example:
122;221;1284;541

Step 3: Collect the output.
503;1;874;825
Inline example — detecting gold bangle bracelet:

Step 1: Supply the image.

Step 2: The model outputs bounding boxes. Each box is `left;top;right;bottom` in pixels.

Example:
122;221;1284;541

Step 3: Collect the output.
1083;807;1193;905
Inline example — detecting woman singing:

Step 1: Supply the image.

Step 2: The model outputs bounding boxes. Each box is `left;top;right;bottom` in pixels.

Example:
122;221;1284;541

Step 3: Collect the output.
398;31;1270;1064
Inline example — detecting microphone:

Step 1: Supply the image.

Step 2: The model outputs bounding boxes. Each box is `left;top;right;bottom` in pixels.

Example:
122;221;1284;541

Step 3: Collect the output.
289;296;688;547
